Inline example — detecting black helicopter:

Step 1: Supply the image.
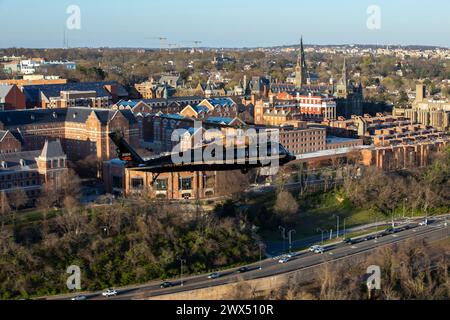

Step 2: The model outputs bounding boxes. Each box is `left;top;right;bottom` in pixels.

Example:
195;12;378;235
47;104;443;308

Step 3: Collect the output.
109;131;296;176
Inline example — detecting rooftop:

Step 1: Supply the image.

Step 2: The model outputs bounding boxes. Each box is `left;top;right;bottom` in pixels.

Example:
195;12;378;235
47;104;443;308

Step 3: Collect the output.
39;140;65;159
0;107;137;126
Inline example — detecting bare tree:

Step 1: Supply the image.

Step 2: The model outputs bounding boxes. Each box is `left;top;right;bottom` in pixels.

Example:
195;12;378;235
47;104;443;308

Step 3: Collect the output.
36;182;59;211
0;191;11;230
274;190;299;224
74;154;101;179
61;169;82;201
7;189;28;212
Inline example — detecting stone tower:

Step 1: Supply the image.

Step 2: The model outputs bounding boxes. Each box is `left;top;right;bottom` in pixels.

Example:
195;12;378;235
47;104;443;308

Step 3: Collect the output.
36;139;68;192
336;57;349;98
295;37;307;88
416;82;426;102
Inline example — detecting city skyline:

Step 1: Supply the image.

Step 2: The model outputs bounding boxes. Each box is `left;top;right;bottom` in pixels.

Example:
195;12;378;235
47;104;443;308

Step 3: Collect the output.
1;0;450;49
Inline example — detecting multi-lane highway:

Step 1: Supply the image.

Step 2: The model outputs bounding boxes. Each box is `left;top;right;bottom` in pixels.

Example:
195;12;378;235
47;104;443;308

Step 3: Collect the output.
51;216;449;300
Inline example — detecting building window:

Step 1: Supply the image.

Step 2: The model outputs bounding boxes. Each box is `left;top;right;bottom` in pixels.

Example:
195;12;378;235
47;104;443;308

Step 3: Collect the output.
155;179;168;191
131;178;144;190
112;176;123;189
179;177;192;191
204;175;215;188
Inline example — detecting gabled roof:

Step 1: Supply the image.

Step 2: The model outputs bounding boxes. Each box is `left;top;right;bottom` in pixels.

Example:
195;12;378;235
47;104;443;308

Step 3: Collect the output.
0;130;9;141
0;107;137;127
205;116;246;127
157;113;186;120
115;99;141;108
207;97;236;107
39;140;66;159
0;150;41;172
21;81;127;106
193;105;210;113
0;85;14;100
180;104;210;117
205;116;235;125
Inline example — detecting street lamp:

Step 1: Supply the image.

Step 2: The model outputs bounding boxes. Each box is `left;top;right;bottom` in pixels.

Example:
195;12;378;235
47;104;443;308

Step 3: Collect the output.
333;215;340;239
287;229;296;253
391;210;395;228
279;226;287;253
317;228;326;245
403;198;408;219
343;218;347;239
177;257;186;287
445;216;449;237
258;243;264;270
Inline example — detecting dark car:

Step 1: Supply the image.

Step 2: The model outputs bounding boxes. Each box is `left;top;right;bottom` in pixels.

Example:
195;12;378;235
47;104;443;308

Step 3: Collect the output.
238;267;250;273
160;281;174;288
364;235;376;241
344;238;355;245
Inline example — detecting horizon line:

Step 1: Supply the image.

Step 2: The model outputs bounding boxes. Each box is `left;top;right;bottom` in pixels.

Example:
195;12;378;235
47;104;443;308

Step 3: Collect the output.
1;42;449;51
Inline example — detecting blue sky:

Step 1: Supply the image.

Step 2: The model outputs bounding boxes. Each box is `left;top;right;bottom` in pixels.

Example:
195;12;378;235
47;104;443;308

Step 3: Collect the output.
0;0;449;48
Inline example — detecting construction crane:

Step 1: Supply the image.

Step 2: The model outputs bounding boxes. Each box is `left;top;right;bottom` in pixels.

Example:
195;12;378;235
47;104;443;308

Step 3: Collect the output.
167;43;179;54
146;37;168;51
182;40;203;53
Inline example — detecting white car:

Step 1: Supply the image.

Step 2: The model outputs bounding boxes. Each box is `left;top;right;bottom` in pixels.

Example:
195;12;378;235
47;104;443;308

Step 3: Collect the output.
309;245;320;252
71;295;87;301
102;289;118;297
314;246;325;254
278;256;292;264
419;219;428;226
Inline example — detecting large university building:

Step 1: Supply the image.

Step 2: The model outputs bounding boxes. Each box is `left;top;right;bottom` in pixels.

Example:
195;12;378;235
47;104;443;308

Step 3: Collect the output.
0;140;68;204
327;114;449;170
0;107;139;163
393;83;450;131
249;42;362;123
21;81;128;109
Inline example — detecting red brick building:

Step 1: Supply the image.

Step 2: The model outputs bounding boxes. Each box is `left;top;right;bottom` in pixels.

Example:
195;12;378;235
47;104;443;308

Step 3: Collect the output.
0;84;26;110
0;108;139;163
103;159;217;200
0;130;22;154
0;140;68;204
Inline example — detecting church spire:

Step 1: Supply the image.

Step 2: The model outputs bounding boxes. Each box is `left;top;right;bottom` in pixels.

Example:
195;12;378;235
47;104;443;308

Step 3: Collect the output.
342;57;348;86
295;36;307;88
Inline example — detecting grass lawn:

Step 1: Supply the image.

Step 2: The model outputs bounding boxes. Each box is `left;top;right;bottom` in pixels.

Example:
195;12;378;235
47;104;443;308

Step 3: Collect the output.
257;190;387;241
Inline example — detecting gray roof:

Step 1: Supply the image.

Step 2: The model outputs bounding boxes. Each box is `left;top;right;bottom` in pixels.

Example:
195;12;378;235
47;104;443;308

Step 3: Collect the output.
0;150;41;172
0;107;137;127
21;81;128;106
0;85;14;100
0;130;8;141
39;140;65;159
